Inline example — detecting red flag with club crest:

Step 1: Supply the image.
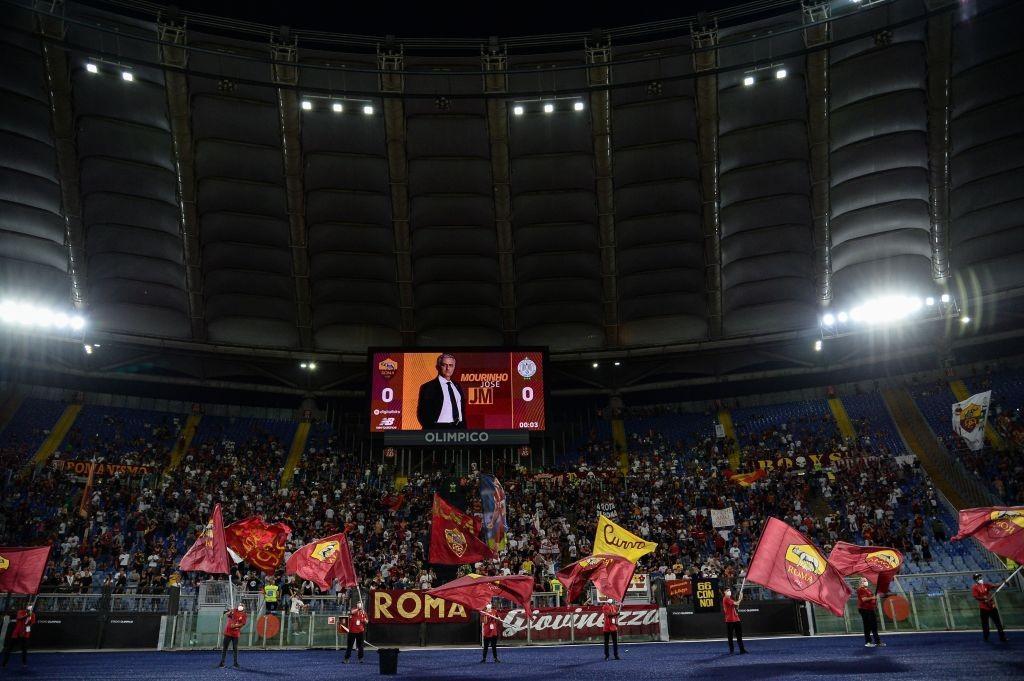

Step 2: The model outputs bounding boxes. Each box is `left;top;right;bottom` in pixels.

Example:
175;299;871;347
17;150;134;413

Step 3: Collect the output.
428;573;534;612
725;469;767;487
952;506;1024;563
179;503;230;574
286;533;357;591
827;542;903;594
0;546;51;594
225;517;292;574
556;554;636;603
429;494;493;565
747;517;851;617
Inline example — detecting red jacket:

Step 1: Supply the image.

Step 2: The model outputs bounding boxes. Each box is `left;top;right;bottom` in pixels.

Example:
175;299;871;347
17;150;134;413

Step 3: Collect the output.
481;613;500;638
601;604;619;633
11;610;36;639
723;596;740;623
223;610;248;638
347;608;368;634
857;586;876;612
972;583;997;611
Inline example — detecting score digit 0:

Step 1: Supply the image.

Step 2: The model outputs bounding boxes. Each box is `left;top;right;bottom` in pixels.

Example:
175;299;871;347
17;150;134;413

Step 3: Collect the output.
381;387;394;403
521;386;534;402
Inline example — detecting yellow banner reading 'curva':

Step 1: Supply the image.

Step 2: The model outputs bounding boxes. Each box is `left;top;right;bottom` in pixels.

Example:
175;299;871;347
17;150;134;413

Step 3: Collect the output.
593;515;657;564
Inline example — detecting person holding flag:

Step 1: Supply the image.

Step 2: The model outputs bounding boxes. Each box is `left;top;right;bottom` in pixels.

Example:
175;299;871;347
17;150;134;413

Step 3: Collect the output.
972;572;1009;643
218;603;247;668
722;587;746;654
601;596;621;661
342;602;368;664
857;578;884;647
480;603;501;663
2;604;36;669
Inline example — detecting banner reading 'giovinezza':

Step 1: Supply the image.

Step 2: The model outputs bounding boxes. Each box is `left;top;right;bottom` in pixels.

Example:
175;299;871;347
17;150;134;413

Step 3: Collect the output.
495;605;660;642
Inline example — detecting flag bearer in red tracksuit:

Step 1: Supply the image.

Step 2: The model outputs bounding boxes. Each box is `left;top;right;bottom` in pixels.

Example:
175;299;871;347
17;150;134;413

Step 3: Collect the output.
601;597;620;660
972;573;1008;642
343;602;368;663
723;588;747;654
219;604;247;668
480;603;500;663
2;604;36;668
857;579;884;647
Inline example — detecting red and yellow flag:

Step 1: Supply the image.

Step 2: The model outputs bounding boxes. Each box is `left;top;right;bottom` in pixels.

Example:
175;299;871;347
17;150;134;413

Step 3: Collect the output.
285;533;357;591
827;542;903;594
429;494;494;565
179;503;230;575
726;469;767;487
747;517;851;617
0;546;51;595
556;554;636;603
952;506;1024;563
225;517;292;574
428;573;534;612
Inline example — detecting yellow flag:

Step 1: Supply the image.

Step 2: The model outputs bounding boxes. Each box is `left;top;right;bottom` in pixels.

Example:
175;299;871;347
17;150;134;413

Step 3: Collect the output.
593;515;657;563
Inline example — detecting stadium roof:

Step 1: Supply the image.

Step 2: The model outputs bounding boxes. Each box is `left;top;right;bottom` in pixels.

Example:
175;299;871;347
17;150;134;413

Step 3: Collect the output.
1;0;1023;396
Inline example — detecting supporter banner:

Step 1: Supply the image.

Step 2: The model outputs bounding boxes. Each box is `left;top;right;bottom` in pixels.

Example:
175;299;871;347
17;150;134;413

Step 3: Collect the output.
667;601;802;639
52;460;155;477
494;605;659;642
710;507;735;528
692;577;720;613
952;390;991;452
370;589;471;624
755;452;854;472
666;579;692;599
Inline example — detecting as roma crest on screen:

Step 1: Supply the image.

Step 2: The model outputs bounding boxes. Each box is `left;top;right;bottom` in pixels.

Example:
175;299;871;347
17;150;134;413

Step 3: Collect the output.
0;555;9;571
864;549;901;572
312;540;340;564
988;509;1024;538
784;544;826;591
377;358;398;380
445;528;467;557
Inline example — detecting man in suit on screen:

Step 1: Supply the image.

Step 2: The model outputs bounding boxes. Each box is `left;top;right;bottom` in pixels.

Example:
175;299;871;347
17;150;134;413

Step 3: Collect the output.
417;353;467;429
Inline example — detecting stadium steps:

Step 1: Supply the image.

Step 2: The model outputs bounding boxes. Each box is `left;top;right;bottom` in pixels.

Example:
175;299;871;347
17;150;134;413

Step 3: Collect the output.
28;403;82;468
881;387;984;510
0;390;24;434
716;409;741;470
164;414;201;473
948;379;1005;450
828;397;857;440
279;420;311;489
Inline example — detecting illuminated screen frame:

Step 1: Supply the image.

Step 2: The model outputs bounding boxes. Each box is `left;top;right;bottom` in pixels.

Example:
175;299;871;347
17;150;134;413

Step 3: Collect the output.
366;346;549;435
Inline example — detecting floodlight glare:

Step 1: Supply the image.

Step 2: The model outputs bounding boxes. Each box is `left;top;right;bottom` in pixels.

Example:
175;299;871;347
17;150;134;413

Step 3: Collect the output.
543;103;554;113
86;62;99;74
300;362;308;368
362;105;374;115
573;101;585;111
613;360;621;366
822;313;836;326
84;344;93;355
941;293;951;303
121;70;134;82
591;361;599;368
743;75;755;87
925;296;935;306
332;102;343;112
775;68;787;79
70;315;86;330
814;340;823;352
301;100;313;111
308;362;317;370
850;306;864;322
513;105;524;116
837;311;849;323
961;316;971;324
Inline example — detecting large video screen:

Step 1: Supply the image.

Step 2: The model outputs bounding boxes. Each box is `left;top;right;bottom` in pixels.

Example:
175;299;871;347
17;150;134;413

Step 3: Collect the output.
369;349;546;432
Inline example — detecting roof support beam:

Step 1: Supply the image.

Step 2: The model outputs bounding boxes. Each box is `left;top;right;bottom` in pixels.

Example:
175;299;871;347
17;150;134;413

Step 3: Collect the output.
379;47;415;345
926;8;953;284
692;25;723;338
36;7;86;311
271;37;314;349
803;2;833;304
157;15;206;341
483;46;518;345
587;39;620;347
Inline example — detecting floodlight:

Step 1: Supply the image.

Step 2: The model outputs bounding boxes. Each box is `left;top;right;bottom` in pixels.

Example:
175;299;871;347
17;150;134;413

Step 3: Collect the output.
941;293;951;303
513;105;524;116
308;362;317;370
775;68;787;79
837;311;849;323
362;105;374;115
543;103;554;113
573;101;585;111
822;313;836;326
814;340;823;352
121;70;134;82
84;344;93;354
925;297;935;306
961;316;971;324
86;62;99;74
743;76;755;87
70;315;86;330
332;102;343;112
301;100;313;111
613;361;621;366
591;362;599;368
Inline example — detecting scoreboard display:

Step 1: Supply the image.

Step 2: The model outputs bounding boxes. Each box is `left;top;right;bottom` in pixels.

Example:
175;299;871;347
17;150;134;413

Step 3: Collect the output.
369;349;546;433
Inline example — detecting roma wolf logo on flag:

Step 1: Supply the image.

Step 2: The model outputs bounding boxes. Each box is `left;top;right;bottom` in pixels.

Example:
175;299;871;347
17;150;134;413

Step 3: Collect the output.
286;533;357;591
952;506;1024;563
952;390;991;452
480;474;508;552
827;542;903;594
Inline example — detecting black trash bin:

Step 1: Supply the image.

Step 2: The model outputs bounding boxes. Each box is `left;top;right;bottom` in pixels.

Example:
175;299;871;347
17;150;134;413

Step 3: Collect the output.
377;648;400;675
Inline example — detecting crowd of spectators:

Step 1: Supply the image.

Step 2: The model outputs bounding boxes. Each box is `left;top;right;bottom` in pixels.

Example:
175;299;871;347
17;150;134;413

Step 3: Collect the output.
0;393;978;607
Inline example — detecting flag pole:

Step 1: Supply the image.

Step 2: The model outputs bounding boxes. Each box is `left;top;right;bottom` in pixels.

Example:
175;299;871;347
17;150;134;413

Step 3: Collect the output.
228;573;235;608
995;565;1022;593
